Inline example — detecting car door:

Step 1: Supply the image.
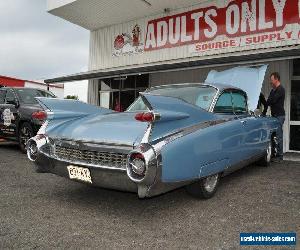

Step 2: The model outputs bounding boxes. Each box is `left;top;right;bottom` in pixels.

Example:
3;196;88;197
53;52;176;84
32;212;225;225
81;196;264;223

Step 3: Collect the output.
0;89;19;139
232;91;267;157
213;90;248;170
0;88;8;138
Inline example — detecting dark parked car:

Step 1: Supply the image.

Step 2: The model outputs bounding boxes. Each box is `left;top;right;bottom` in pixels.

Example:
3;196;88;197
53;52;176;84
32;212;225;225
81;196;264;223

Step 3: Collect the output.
0;87;56;152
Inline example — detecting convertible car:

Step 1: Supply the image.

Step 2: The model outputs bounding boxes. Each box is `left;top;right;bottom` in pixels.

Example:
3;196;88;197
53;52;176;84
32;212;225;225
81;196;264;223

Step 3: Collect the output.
27;65;280;199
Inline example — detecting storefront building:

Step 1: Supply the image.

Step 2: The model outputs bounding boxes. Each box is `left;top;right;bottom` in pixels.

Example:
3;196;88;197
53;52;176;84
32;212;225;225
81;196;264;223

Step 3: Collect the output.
46;0;300;153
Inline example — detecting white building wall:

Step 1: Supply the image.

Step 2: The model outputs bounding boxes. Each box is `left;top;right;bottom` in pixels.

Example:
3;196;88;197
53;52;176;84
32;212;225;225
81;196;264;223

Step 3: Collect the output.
88;0;300;71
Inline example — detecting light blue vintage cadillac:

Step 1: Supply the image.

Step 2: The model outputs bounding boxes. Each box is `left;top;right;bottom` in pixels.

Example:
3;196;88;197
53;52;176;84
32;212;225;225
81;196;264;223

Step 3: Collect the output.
27;65;280;199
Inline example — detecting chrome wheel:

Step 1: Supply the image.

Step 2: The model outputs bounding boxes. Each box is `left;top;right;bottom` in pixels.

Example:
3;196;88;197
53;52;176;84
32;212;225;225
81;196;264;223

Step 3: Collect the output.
20;126;32;146
203;174;219;192
272;136;278;157
258;140;274;167
27;139;38;161
18;122;34;153
186;173;220;199
266;141;272;163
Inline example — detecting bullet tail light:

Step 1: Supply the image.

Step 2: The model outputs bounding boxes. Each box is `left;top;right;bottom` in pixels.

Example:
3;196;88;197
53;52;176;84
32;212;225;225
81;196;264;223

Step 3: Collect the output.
135;112;155;122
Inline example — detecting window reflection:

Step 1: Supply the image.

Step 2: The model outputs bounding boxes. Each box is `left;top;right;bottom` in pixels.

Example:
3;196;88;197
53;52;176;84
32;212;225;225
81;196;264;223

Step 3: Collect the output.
293;59;300;76
99;74;149;111
290;80;300;121
290;125;300;151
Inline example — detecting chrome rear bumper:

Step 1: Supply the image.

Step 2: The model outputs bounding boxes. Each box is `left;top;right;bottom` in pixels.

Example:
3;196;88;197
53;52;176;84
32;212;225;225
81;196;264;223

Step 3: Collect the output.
27;135;191;198
41;155;138;193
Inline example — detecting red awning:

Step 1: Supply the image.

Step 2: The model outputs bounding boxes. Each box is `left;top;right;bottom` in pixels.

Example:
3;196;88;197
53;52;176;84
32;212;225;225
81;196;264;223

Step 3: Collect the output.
0;76;25;87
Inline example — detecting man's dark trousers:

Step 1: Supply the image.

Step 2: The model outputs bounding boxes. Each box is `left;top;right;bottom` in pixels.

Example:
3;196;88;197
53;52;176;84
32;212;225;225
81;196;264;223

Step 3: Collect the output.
276;116;285;159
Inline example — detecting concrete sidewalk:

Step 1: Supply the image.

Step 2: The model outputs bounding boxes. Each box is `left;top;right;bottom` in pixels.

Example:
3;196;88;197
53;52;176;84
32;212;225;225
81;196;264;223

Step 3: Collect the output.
284;152;300;162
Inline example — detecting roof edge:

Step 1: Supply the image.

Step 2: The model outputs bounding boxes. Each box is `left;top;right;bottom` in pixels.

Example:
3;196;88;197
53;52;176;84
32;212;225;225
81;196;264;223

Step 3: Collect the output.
45;48;300;84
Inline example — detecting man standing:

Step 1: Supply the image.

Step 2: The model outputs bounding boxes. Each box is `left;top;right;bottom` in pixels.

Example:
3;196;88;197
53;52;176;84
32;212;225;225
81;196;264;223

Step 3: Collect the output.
263;72;285;161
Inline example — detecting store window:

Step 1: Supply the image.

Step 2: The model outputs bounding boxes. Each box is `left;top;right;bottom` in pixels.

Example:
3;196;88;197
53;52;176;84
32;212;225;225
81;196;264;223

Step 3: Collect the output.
289;59;300;151
293;59;300;76
99;74;149;111
290;125;300;151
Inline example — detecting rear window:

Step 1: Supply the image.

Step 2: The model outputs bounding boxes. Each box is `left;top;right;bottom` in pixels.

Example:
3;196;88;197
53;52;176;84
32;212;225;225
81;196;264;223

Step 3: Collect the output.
127;85;217;112
16;89;56;104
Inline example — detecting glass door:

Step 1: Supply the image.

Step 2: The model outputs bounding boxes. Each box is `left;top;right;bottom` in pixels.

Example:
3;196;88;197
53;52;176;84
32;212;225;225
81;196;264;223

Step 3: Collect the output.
289;59;300;151
99;74;149;112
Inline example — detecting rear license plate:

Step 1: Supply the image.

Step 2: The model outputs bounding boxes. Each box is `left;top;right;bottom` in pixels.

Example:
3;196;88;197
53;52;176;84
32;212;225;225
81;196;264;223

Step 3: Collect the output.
67;165;92;184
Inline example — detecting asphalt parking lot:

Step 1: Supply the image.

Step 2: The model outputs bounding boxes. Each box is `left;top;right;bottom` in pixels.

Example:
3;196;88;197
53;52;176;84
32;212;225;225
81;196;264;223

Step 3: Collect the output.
0;143;299;249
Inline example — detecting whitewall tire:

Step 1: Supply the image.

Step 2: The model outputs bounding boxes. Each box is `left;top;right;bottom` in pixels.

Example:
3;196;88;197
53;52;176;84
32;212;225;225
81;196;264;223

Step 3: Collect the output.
186;173;220;199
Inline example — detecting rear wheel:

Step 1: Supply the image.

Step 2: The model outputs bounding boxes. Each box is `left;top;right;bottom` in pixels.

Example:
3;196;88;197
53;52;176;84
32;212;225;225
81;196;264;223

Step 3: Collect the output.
271;135;278;158
186;173;220;199
258;141;272;167
18;122;34;153
258;135;277;167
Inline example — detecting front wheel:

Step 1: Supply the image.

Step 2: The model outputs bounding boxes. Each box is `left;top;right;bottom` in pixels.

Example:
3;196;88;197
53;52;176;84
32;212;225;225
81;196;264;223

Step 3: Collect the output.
18;122;34;153
186;173;220;199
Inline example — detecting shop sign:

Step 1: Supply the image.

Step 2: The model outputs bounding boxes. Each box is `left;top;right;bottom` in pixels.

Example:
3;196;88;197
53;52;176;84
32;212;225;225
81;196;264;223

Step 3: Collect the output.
145;0;299;53
112;0;299;57
113;24;144;57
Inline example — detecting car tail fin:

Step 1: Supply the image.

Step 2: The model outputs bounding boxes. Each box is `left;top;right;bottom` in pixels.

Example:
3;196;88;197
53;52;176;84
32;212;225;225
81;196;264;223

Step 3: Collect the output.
36;97;113;120
139;93;217;142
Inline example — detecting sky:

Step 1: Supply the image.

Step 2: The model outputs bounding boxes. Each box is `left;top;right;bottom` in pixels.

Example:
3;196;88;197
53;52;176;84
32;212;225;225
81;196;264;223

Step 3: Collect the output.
0;0;89;101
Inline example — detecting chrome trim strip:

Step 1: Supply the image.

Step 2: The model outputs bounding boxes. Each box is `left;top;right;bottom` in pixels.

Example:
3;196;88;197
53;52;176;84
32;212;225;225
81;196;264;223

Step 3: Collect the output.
141;123;152;144
151;118;232;154
208;88;221;112
49;137;133;151
149;83;218;91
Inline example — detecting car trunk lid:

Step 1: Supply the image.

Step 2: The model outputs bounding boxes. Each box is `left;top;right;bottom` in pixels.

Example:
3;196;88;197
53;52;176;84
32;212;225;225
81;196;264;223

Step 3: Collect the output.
48;111;149;147
36;98;149;147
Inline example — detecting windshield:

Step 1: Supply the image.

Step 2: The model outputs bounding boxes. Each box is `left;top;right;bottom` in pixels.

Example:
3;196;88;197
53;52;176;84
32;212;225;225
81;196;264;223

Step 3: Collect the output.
16;89;56;104
127;85;217;112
